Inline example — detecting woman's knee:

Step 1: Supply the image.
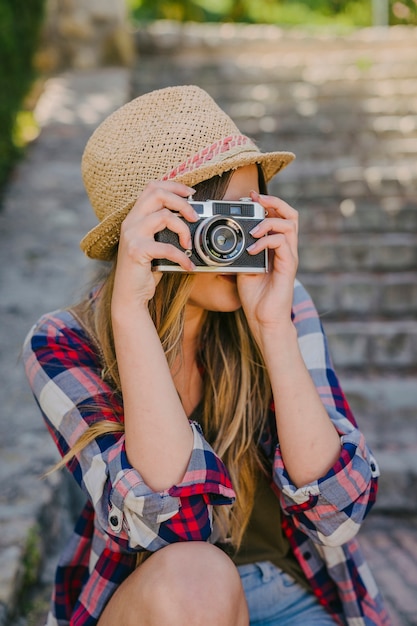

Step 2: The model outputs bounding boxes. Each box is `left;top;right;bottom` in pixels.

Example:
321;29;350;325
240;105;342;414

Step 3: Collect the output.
100;542;249;625
141;542;248;624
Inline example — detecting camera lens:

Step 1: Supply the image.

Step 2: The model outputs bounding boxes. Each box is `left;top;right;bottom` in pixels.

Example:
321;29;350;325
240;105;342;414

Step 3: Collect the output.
195;216;245;265
210;224;238;254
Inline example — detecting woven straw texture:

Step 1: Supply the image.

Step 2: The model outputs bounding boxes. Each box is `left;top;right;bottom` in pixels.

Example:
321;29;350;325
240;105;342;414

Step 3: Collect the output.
80;85;295;260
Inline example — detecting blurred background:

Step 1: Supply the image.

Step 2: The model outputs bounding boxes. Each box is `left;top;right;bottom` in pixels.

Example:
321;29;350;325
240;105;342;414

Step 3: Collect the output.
0;1;416;624
2;0;417;192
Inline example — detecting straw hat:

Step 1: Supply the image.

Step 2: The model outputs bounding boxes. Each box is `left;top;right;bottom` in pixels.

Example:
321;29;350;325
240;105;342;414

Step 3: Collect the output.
80;85;295;260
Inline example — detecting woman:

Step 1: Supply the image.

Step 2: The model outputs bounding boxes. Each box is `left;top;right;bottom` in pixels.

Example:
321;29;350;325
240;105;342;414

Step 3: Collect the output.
23;85;390;625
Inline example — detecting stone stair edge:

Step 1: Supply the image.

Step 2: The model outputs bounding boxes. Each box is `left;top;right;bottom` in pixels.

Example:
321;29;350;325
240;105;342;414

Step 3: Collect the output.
323;318;417;333
298;272;417;317
0;471;69;626
299;271;417;283
338;373;417;400
133;20;417;45
133;71;417;92
372;447;417;512
299;231;417;243
139;49;417;73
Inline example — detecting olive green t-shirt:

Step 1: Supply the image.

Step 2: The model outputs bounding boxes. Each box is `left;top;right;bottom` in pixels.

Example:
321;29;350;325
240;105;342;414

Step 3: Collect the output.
189;404;309;590
217;468;310;591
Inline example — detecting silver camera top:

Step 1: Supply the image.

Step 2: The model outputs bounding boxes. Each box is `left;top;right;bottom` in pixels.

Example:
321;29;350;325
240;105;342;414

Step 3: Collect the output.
188;197;266;219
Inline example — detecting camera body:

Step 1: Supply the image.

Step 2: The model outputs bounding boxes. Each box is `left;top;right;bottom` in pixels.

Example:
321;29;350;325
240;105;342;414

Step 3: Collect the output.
153;198;268;273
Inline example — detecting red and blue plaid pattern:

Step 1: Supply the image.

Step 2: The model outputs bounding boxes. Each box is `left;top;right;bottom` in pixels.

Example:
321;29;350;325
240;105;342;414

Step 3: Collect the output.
23;280;390;625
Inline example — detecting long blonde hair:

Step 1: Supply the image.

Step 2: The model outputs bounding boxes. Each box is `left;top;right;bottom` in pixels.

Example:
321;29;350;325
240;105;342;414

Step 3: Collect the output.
58;167;272;549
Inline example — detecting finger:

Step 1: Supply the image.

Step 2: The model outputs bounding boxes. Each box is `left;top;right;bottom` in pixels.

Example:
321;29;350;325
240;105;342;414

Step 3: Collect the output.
150;241;195;272
249;217;298;241
141;179;196;200
250;191;298;227
143;209;194;250
247;232;298;263
135;181;198;221
126;235;195;272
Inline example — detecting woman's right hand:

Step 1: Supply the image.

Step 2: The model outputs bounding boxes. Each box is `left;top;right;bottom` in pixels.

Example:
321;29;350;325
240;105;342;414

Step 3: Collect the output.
109;181;198;490
112;181;198;312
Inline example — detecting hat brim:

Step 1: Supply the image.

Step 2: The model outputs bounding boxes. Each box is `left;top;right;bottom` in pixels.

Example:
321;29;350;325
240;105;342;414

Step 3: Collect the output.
80;149;295;261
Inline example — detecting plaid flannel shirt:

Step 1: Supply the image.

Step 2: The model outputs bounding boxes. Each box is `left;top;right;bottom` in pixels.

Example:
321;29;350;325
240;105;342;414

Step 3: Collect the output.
23;280;391;626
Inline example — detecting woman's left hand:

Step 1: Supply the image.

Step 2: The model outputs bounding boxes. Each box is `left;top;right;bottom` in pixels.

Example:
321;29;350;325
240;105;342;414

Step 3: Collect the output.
237;191;299;343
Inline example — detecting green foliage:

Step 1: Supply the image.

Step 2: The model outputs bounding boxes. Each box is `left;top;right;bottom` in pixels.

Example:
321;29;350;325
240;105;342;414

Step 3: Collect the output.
391;0;417;25
0;0;45;195
128;0;416;26
22;525;42;588
242;0;372;26
127;0;212;21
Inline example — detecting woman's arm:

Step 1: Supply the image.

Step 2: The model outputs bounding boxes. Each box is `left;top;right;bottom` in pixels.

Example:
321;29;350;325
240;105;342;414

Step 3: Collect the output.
239;192;378;543
238;191;341;487
260;280;380;546
23;310;235;552
271;282;379;545
112;304;194;492
259;320;341;487
111;181;199;492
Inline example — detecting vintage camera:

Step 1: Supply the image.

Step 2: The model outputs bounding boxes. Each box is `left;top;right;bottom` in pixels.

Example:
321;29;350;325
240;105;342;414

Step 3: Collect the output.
153;198;268;273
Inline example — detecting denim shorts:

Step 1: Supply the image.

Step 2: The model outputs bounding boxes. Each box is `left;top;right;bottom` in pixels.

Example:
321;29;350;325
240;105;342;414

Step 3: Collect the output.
237;562;336;626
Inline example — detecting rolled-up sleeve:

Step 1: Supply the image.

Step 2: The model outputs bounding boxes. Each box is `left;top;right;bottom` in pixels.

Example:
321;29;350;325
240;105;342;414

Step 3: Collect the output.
23;311;235;553
103;422;235;550
273;430;379;546
270;281;380;547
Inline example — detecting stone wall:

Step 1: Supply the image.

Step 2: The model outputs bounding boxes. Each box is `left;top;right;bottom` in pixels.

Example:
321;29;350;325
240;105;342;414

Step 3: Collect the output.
36;0;134;72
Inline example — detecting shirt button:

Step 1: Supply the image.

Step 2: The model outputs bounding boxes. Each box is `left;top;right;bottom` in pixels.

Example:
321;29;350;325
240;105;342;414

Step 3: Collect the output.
370;462;376;472
303;551;312;560
110;515;119;527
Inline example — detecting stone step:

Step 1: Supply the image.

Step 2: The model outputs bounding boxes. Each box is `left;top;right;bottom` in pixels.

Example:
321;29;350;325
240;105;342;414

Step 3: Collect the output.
294;199;417;234
299;272;417;319
0;467;70;625
133;25;417;88
297;232;417;272
132;62;417;105
373;448;417;512
132;27;417;87
322;319;417;373
208;79;417;108
339;374;417;512
274;133;417;157
0;467;83;626
133;74;417;123
232;105;417;134
273;168;417;203
230;124;417;161
263;121;417;147
340;375;417;445
134;22;417;56
133;65;417;85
